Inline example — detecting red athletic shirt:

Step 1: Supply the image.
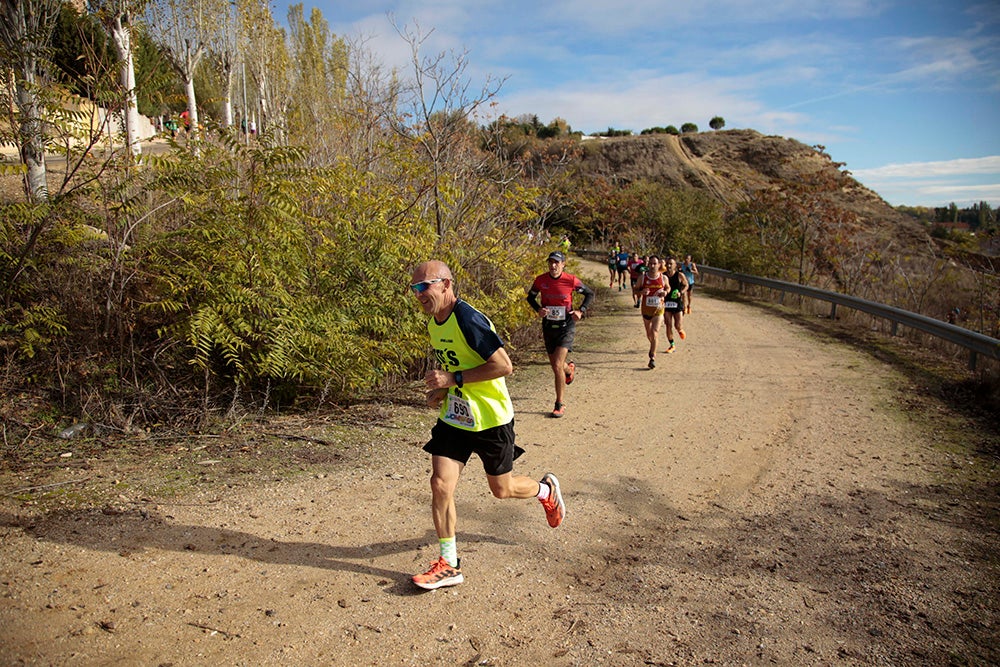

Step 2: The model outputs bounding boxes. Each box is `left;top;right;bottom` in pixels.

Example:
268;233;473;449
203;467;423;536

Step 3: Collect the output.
639;273;666;316
530;271;585;310
628;259;645;280
640;272;666;296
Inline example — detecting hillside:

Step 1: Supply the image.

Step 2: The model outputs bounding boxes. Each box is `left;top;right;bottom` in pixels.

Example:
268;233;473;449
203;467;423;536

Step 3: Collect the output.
577;129;931;249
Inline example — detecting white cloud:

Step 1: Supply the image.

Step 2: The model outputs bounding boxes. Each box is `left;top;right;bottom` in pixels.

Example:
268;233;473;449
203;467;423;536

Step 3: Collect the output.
923;183;1000;197
493;72;796;135
852;156;1000;179
873;181;1000;207
852;157;1000;206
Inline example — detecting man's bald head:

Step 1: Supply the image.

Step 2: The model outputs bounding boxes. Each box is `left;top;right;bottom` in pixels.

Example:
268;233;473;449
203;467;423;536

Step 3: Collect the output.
411;260;453;283
410;260;456;319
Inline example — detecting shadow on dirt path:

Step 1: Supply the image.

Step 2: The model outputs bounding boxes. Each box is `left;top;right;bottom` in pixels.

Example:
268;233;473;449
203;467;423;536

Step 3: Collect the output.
0;258;996;666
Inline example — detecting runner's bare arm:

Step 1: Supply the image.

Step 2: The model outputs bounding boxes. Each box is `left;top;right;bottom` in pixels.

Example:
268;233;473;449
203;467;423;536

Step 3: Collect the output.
424;347;513;390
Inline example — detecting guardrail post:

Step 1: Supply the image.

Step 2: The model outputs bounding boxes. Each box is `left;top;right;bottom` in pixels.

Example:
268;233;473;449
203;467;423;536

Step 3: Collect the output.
969;351;978;371
830;303;837;319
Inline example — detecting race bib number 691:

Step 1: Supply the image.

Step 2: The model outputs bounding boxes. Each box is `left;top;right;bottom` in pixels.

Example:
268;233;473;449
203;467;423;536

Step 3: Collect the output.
443;393;476;429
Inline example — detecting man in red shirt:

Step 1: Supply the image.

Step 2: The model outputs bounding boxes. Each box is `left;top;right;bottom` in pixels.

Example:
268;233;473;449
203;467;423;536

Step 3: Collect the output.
627;253;646;308
527;251;595;417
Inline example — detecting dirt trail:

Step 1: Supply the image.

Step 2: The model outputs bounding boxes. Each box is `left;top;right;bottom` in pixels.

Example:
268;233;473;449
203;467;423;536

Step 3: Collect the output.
1;260;996;666
660;134;733;202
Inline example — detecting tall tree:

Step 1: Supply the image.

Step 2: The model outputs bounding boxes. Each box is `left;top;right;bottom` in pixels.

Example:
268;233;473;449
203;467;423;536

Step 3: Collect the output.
391;20;505;237
208;0;237;127
0;0;62;201
91;0;147;157
238;0;290;138
285;3;347;155
147;0;227;143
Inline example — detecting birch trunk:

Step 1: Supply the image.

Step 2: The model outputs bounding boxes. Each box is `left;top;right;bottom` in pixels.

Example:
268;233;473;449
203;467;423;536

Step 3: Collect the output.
221;66;233;127
185;78;198;130
15;69;47;201
110;13;141;157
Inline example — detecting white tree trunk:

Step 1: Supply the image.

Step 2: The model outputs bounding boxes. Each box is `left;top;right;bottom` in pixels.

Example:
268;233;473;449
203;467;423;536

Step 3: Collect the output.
15;71;47;201
2;0;60;201
110;13;141;157
221;61;233;127
185;77;198;135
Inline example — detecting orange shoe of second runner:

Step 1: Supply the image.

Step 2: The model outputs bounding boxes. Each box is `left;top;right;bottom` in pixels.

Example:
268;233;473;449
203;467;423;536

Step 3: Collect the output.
539;473;565;528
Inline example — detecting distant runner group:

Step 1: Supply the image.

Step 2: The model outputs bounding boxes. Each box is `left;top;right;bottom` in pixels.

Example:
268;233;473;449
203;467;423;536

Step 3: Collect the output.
406;242;698;590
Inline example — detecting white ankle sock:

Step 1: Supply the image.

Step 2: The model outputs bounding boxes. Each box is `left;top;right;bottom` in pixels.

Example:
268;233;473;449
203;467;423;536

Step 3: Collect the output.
439;536;458;567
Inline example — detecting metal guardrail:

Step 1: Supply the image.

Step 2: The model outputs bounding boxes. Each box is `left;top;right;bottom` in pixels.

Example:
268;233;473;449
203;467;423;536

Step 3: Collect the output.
700;265;1000;371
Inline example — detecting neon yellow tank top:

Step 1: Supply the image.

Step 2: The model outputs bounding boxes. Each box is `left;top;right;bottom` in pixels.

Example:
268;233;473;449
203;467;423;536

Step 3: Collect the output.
428;300;514;432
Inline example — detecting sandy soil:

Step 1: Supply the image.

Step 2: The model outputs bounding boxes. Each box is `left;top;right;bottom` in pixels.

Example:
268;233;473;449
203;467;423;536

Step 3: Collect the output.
1;261;997;666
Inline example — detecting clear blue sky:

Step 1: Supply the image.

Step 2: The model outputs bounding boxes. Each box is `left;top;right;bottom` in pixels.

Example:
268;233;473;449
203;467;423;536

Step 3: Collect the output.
280;0;1000;209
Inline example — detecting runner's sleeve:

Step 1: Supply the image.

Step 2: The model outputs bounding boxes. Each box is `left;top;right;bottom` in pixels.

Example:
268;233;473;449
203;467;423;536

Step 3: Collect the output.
526;287;541;313
575;279;595;312
453;301;504;361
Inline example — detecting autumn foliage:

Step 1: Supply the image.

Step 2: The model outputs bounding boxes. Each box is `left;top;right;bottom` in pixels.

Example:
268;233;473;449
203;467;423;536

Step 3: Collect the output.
1;6;996;433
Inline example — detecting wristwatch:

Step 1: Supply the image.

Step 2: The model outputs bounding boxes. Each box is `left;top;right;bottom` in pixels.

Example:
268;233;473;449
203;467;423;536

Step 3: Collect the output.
454;370;464;388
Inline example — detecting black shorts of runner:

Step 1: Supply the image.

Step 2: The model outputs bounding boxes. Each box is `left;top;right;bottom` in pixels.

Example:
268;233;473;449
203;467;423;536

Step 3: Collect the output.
616;266;627;275
542;322;575;355
642;312;663;321
423;419;524;476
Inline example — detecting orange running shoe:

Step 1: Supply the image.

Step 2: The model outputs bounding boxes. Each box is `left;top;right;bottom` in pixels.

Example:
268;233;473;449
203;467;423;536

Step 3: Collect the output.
551;402;565;418
539;473;565;528
565;361;576;385
678;329;686;340
666;343;676;353
412;557;463;590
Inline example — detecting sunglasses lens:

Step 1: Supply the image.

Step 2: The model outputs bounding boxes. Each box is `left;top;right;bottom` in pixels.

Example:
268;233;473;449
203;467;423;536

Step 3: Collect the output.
410;278;443;293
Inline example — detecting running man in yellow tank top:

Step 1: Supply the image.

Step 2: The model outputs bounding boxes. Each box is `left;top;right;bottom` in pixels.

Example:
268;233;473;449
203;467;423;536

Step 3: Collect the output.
408;260;566;590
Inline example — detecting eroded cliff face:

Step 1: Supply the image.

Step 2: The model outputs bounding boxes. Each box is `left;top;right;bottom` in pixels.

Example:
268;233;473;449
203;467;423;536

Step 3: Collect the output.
577;129;928;245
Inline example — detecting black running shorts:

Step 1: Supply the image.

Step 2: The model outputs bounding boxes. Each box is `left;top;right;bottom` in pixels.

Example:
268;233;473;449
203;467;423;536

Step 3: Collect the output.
423;419;524;476
542;322;575;355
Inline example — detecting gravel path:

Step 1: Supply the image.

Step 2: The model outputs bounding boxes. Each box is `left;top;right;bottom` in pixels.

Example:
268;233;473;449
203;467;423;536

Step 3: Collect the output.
2;260;996;666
